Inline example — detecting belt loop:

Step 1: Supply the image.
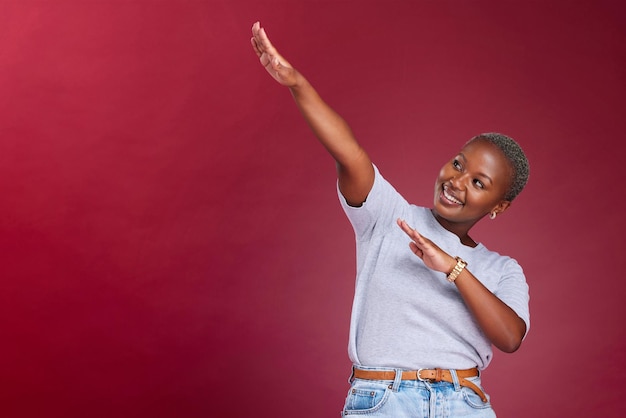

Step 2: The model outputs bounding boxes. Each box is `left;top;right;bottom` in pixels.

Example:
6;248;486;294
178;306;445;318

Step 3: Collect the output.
348;365;355;384
390;368;403;392
449;369;461;392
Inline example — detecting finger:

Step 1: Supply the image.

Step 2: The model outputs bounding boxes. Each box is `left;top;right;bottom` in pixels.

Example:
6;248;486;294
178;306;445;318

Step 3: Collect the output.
258;27;278;55
251;37;262;57
251;22;261;47
409;242;423;258
407;229;429;251
397;218;414;236
411;229;426;244
251;23;270;53
397;218;425;242
254;29;282;68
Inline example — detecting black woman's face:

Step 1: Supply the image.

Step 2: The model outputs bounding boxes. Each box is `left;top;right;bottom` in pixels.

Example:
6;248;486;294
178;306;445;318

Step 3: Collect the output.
433;139;513;225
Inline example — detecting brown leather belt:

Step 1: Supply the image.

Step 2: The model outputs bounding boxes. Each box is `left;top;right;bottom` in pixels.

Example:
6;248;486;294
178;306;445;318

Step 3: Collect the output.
352;367;488;403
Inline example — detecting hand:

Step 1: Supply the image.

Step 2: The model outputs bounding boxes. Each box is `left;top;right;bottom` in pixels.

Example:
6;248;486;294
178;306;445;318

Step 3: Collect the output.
396;219;456;274
251;22;299;87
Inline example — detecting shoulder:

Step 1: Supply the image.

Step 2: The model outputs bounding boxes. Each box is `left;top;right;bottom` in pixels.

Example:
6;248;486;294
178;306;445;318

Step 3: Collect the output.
473;245;522;270
467;246;526;289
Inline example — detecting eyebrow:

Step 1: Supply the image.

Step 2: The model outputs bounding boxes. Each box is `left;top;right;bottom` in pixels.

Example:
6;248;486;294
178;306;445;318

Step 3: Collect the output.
458;153;494;185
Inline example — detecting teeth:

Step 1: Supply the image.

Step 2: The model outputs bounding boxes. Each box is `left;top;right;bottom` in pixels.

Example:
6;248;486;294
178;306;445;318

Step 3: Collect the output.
443;186;463;205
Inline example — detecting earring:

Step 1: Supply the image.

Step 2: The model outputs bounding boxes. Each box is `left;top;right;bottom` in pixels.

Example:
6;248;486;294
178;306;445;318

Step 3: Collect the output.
489;212;497;220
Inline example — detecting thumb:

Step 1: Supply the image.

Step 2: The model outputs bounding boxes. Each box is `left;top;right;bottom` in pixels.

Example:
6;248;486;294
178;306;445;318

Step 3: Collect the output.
270;56;281;69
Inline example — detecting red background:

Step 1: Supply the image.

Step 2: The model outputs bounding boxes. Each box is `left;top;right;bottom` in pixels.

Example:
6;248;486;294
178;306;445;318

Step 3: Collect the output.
1;1;625;417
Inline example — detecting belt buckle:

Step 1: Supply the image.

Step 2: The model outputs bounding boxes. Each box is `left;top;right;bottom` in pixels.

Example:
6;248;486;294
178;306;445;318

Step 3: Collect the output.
417;368;441;382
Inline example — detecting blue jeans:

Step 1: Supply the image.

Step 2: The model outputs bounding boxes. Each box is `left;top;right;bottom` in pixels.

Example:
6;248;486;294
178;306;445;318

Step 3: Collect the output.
341;366;496;417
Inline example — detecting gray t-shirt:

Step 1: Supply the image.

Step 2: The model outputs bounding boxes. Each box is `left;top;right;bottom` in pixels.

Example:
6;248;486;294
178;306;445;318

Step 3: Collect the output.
339;165;530;371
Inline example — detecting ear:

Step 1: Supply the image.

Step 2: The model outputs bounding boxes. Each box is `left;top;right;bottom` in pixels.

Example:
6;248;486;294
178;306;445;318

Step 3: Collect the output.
492;200;511;216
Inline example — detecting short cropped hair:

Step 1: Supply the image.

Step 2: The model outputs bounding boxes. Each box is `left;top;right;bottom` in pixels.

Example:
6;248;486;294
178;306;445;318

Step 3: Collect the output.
468;133;530;201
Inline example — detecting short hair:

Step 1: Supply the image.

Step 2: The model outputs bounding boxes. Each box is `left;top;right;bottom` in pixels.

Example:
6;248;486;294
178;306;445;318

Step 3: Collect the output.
467;133;530;201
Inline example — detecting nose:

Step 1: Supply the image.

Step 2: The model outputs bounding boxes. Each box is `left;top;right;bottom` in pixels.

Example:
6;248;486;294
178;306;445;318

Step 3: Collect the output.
449;173;466;190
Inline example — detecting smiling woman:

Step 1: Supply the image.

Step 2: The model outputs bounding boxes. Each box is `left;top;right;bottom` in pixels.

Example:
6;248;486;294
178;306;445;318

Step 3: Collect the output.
251;21;531;417
1;0;624;416
432;134;528;247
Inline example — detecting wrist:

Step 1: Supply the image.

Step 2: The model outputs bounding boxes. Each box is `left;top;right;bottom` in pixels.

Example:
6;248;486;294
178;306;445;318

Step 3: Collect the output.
288;72;308;91
445;256;457;274
446;256;468;283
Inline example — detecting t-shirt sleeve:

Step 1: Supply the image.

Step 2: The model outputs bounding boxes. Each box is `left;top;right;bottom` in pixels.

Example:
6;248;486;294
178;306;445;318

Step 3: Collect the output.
495;258;531;339
338;164;410;241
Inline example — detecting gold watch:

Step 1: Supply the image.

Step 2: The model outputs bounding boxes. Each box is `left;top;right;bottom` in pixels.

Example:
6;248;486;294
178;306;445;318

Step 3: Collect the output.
447;257;467;283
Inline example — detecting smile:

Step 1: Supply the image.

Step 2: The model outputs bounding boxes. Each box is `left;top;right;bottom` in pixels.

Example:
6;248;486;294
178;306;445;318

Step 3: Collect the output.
443;185;463;205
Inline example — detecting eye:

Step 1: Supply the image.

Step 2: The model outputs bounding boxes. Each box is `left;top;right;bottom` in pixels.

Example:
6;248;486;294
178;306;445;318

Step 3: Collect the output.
452;159;462;170
473;179;485;189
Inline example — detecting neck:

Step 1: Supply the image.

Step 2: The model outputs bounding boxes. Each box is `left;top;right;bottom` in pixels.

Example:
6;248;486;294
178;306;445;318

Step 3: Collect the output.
431;210;478;248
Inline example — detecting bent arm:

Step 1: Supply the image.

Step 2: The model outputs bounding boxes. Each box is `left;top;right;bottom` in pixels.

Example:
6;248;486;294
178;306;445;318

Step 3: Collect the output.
453;269;526;353
251;22;373;205
397;219;527;353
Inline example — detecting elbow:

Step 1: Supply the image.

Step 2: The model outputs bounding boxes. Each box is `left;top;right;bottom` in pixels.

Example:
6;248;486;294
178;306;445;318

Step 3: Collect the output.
495;327;525;353
495;317;526;353
498;338;523;353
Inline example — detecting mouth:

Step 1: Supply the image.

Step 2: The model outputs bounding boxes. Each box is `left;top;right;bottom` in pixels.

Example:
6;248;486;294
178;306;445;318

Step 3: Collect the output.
442;184;463;206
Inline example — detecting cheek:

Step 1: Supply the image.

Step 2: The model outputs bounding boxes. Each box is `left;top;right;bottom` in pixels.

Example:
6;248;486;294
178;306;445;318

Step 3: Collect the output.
467;190;502;209
436;166;449;182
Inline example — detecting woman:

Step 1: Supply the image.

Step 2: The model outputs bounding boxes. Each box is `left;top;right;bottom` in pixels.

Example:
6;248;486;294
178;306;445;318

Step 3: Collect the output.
251;21;530;417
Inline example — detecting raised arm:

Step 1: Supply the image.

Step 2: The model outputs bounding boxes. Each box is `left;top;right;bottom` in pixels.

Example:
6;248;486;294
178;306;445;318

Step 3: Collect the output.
251;22;374;206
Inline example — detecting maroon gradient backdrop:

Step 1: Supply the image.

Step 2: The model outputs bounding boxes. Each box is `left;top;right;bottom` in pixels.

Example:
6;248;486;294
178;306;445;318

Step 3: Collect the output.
1;1;624;417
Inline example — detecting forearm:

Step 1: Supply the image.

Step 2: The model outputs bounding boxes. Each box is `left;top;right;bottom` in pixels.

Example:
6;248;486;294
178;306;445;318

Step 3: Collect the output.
289;75;363;166
289;75;374;205
454;269;526;353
